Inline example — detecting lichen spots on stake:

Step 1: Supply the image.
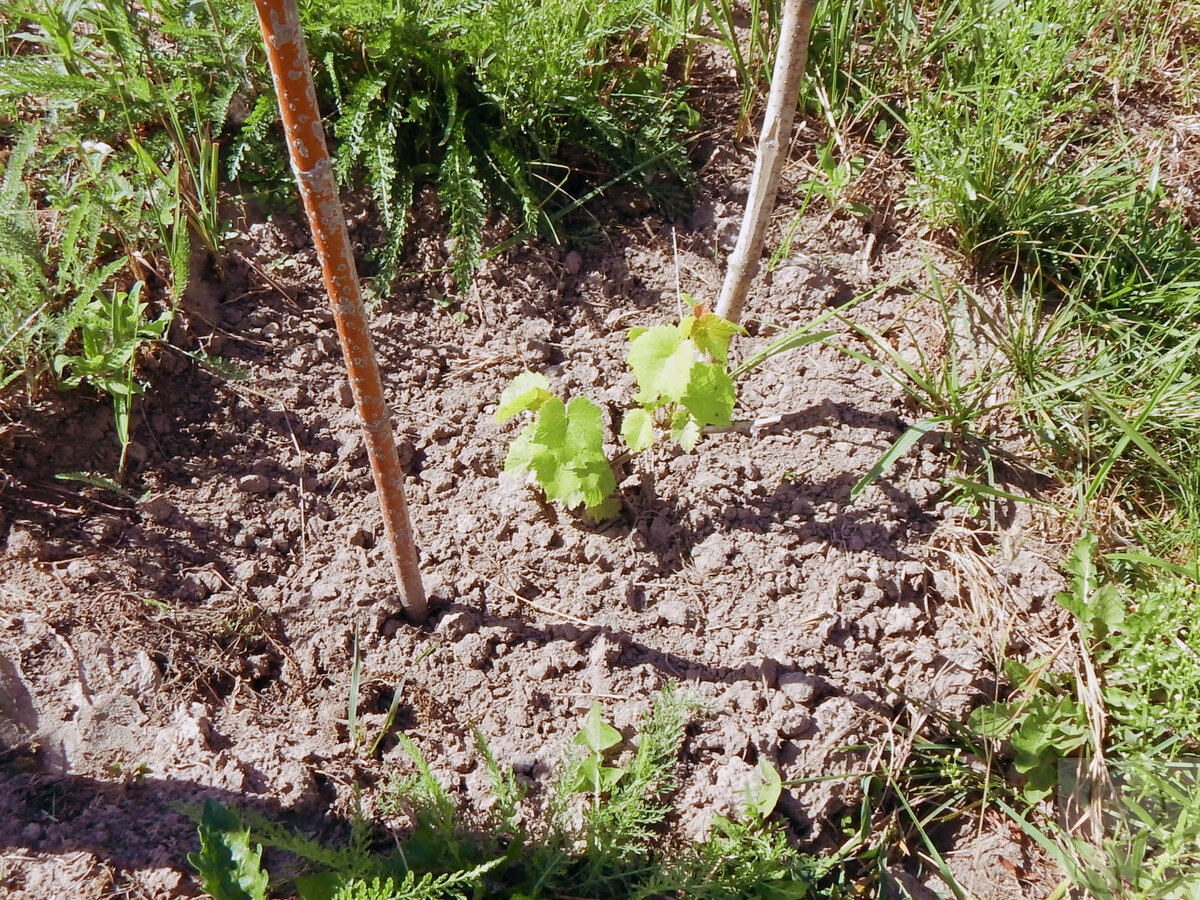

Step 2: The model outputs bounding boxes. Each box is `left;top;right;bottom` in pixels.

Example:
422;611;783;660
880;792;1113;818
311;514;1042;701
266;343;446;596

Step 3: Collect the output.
252;0;428;621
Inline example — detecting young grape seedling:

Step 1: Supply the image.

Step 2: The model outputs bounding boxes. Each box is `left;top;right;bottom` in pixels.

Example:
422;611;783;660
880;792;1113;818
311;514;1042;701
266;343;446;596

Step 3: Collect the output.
622;300;744;453
495;372;619;520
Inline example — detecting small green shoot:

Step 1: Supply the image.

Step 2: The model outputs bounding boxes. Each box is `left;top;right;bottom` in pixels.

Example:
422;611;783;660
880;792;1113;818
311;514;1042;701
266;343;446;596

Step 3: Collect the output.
495;372;618;520
744;758;783;821
569;701;626;797
52;282;171;473
622;303;744;453
187;799;269;900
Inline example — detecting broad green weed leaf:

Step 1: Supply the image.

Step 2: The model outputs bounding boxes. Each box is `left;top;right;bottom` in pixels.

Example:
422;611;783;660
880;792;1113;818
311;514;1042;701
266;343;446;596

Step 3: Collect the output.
683;313;743;363
574;702;622;753
496;371;552;423
1056;532;1125;642
670;408;701;453
1063;532;1099;592
627;325;692;404
621;407;655;452
682;362;735;427
574;755;626;794
187;800;268;900
744;759;782;821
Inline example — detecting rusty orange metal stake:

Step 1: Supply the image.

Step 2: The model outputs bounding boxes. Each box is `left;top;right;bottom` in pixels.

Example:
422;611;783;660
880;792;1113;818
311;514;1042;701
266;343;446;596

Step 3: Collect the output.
252;0;428;622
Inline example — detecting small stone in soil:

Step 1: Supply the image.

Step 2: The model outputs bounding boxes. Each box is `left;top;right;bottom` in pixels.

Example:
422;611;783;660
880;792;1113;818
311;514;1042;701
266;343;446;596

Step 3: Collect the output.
4;524;43;559
657;599;691;627
455;633;491;669
237;474;270;494
235;560;263;583
139;495;177;524
691;533;734;575
348;526;374;549
777;672;831;705
176;575;209;602
336;381;355;408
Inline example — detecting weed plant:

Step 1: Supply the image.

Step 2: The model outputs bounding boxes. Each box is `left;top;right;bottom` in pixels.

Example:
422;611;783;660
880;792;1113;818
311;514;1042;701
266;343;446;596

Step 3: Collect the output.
296;0;698;288
189;687;841;900
0;0;260;461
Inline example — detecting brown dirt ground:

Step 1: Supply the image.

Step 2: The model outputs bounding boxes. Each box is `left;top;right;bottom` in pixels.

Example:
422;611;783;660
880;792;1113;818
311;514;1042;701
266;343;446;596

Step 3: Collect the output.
0;62;1080;899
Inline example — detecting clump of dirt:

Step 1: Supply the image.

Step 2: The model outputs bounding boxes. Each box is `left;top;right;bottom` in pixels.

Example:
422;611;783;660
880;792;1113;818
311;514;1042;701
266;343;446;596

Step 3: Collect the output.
0;77;1070;899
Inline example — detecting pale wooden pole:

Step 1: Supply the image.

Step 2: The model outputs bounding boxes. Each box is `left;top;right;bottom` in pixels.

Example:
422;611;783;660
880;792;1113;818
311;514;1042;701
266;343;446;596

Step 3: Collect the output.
252;0;428;622
715;0;819;325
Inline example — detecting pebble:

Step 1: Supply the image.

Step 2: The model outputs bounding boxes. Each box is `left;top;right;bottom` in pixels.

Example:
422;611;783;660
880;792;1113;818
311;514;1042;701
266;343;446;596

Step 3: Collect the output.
139;495;177;524
237;474;270;494
657;600;691;627
336;381;355;408
777;673;830;705
348;526;375;549
564;250;583;275
4;525;43;559
65;558;102;581
456;633;491;669
436;610;479;641
691;533;733;575
175;575;209;602
234;560;262;583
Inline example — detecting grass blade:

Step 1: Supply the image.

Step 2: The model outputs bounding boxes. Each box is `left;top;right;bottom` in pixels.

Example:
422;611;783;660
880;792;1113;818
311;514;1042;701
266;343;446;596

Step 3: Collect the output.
852;417;949;500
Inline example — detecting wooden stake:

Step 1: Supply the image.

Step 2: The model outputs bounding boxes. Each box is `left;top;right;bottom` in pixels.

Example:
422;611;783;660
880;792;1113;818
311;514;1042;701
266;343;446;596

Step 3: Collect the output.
252;0;428;622
714;0;819;325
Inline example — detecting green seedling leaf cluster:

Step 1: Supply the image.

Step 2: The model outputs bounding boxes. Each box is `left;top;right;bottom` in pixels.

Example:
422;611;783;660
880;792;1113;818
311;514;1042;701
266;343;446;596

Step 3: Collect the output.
623;305;744;453
569;702;626;795
495;372;618;520
495;307;745;516
188;799;269;900
52;282;171;470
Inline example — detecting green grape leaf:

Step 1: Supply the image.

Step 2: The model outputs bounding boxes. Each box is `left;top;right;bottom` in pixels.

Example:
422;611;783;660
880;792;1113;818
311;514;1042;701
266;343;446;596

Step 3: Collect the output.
187;800;269;900
627;325;692;404
570;455;619;514
670;408;702;452
681;312;743;363
502;421;539;477
621;407;655;452
585;497;621;521
526;397;615;511
496;371;552;423
682;362;735;427
573;702;623;753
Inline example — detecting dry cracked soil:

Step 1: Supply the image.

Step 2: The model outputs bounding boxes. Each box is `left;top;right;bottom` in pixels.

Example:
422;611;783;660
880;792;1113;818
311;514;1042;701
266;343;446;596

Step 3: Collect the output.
0;78;1074;899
